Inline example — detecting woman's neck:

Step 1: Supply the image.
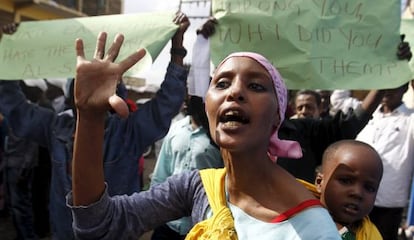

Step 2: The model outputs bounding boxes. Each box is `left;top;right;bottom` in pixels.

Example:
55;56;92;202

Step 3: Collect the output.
223;150;281;198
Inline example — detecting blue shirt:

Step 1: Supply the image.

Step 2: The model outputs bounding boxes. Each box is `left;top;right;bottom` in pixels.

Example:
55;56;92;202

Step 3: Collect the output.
151;115;223;234
0;62;188;240
0;116;8;151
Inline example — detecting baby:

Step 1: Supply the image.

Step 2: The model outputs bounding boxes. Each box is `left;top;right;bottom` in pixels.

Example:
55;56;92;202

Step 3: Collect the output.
300;139;383;239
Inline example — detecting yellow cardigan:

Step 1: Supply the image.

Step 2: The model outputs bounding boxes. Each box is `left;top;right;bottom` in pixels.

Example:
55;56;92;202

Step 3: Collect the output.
185;168;238;240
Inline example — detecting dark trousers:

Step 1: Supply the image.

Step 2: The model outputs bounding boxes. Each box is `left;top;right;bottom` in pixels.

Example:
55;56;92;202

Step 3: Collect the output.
32;146;51;238
151;224;185;240
5;166;38;240
369;206;404;240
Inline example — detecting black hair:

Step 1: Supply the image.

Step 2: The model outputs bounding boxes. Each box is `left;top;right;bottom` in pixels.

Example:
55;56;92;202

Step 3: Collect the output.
20;81;44;103
322;139;383;176
187;95;218;149
295;90;322;107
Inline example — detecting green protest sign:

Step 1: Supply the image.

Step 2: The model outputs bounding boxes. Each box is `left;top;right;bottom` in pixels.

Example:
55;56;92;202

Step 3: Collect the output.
210;0;412;90
0;11;177;80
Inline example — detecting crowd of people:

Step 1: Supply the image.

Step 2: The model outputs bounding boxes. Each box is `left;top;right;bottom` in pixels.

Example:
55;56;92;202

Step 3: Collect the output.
0;2;414;240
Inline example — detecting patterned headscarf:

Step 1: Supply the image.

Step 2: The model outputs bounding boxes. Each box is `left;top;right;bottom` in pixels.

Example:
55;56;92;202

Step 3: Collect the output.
216;52;302;161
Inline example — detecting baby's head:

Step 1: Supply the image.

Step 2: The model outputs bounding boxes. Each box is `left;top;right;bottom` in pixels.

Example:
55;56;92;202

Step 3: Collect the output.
315;140;383;227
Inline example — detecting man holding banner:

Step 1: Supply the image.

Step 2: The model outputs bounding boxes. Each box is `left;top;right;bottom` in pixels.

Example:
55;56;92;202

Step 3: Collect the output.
0;12;190;240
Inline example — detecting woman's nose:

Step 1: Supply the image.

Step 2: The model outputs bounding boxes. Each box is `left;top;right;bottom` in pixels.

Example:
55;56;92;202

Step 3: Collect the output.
228;83;245;102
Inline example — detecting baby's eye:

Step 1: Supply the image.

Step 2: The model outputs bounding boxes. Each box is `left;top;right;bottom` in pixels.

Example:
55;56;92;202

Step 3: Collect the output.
338;178;352;185
364;184;377;193
248;82;266;92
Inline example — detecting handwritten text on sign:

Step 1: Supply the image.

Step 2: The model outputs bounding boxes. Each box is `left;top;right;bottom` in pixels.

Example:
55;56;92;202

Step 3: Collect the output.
0;11;177;80
211;0;412;90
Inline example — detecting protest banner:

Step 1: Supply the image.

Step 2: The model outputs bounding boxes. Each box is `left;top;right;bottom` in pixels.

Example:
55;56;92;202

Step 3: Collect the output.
210;0;412;89
0;11;177;80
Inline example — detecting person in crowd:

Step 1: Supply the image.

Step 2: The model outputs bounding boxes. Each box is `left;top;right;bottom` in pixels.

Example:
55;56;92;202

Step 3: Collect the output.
329;90;362;115
0;12;190;240
330;80;414;240
317;89;333;119
300;140;383;239
189;18;413;183
1;23;50;239
150;95;223;240
3;124;40;240
0;20;17;218
3;80;48;240
68;29;341;239
290;89;322;119
19;80;54;239
44;78;67;113
124;97;146;191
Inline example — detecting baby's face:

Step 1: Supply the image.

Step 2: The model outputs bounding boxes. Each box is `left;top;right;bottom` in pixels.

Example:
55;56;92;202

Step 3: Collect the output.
318;145;382;226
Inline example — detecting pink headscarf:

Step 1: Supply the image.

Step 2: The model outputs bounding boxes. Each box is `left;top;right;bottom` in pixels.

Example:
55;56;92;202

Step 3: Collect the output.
217;52;303;161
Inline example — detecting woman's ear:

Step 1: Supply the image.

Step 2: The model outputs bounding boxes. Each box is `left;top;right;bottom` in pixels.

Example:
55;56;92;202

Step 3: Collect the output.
315;173;323;193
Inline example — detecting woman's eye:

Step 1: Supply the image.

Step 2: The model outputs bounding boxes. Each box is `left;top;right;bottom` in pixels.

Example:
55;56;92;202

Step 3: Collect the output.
249;83;266;91
215;80;230;89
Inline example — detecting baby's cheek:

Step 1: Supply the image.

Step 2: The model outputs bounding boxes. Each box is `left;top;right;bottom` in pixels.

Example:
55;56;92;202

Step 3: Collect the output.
362;195;376;214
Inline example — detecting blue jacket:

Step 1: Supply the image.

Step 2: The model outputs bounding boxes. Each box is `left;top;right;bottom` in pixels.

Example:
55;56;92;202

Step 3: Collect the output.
0;116;8;151
0;62;188;240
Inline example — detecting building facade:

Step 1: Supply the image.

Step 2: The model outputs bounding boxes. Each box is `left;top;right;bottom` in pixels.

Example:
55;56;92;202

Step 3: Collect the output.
0;0;123;25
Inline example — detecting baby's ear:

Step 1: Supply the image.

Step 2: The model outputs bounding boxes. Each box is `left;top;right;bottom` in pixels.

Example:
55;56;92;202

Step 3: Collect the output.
315;173;323;193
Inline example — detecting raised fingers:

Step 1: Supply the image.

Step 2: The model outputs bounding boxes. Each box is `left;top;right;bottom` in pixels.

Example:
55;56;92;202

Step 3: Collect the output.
119;48;146;73
104;33;124;62
398;41;412;61
173;11;183;24
94;32;107;59
75;38;85;60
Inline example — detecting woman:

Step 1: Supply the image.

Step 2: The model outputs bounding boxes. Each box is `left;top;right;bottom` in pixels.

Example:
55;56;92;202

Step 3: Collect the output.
69;31;341;239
